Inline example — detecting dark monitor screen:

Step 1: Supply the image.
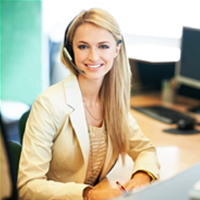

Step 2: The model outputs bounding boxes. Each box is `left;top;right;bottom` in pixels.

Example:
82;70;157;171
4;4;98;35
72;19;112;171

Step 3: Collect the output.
176;27;200;89
175;27;200;112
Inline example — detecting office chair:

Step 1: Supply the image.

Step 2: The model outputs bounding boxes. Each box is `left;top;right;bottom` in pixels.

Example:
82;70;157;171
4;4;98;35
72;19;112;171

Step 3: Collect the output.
7;141;22;179
19;110;30;144
1;115;19;200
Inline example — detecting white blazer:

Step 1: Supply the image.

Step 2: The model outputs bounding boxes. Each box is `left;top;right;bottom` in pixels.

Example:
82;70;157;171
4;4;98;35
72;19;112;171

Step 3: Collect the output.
17;74;160;200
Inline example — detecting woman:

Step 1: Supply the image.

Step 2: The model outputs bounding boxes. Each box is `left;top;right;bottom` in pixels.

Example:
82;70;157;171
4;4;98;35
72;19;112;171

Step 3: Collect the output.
17;8;160;200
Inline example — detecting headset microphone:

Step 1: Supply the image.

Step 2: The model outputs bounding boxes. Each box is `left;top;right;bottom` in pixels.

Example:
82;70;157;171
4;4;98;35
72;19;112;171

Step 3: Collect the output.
63;47;85;75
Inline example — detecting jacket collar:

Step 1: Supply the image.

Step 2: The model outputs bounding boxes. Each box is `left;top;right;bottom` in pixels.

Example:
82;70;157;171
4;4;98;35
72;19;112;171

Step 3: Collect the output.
63;74;82;109
63;74;90;171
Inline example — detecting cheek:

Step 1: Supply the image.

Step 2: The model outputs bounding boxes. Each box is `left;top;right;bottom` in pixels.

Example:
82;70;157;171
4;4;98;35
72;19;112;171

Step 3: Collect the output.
103;47;119;62
74;51;86;65
102;52;116;65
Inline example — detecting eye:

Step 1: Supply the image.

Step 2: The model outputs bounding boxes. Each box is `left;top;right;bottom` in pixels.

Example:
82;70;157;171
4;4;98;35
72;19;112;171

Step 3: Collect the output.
99;45;109;49
78;45;88;49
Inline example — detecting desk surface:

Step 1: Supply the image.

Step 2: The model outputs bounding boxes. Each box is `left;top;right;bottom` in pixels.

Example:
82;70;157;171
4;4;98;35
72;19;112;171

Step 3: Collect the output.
95;93;200;190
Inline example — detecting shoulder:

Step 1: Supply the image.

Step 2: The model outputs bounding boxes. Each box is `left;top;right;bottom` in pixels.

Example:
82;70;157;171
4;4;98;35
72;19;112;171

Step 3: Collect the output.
33;74;80;116
29;74;80;130
128;113;138;128
128;113;144;136
35;80;64;110
36;74;78;106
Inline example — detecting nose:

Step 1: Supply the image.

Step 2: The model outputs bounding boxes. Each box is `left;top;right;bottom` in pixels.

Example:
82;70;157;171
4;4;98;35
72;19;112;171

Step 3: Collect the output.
88;47;99;62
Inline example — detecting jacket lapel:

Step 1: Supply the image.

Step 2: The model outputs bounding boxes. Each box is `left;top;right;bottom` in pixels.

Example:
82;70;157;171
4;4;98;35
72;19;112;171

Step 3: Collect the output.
63;74;90;172
100;135;118;180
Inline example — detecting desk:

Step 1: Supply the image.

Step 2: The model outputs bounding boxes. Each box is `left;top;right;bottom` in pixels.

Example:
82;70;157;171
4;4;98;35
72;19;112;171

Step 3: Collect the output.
96;93;200;190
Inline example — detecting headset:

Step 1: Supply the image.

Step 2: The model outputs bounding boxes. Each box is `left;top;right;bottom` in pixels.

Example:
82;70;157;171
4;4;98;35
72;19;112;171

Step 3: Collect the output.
63;18;85;75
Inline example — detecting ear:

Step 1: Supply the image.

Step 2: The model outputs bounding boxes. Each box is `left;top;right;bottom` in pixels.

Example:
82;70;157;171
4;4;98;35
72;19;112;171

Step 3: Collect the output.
115;43;121;58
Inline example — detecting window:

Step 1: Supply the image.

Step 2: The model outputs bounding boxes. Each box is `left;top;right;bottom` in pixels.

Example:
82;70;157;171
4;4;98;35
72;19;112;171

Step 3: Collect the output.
42;0;200;63
43;0;200;39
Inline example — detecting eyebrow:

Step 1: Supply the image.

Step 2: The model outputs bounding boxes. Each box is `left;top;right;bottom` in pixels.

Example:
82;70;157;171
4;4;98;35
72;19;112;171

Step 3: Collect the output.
77;41;111;45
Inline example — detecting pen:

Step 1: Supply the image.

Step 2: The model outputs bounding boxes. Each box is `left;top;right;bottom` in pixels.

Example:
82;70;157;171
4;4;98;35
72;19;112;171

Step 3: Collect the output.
116;181;127;193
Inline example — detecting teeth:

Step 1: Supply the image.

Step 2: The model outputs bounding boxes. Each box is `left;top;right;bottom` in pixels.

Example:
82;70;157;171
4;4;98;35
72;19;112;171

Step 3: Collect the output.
87;64;101;68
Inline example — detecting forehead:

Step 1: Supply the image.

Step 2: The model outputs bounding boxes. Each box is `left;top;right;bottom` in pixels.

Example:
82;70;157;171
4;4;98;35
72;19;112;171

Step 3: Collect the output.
73;23;116;43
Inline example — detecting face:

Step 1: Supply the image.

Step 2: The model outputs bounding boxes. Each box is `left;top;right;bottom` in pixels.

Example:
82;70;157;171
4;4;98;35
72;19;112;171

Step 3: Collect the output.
72;23;121;81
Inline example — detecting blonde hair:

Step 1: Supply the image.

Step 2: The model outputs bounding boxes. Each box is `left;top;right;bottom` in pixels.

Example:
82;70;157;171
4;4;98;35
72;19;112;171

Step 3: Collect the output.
61;8;132;163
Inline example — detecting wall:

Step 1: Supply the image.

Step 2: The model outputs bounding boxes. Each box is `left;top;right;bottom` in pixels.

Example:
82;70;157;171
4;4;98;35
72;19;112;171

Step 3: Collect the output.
1;1;42;105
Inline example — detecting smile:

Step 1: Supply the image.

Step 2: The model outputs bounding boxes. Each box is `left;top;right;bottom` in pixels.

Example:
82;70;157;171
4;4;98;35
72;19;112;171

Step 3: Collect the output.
86;64;103;68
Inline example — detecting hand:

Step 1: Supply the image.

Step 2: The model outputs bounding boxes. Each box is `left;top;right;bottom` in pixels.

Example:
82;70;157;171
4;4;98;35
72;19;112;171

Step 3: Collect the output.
86;188;122;200
123;171;151;191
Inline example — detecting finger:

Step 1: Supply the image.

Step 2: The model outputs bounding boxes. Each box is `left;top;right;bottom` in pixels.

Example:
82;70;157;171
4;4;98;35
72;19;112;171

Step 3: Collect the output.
124;183;136;191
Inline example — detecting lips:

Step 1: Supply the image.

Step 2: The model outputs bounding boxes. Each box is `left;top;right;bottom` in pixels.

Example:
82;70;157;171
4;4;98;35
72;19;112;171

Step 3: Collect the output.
85;64;103;68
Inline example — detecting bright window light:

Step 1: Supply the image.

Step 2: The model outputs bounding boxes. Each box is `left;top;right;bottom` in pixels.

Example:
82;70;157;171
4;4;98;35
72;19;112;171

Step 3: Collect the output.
42;0;200;41
42;0;200;63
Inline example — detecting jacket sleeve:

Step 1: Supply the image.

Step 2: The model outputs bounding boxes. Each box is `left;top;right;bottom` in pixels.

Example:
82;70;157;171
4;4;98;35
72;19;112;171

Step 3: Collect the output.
127;114;160;179
17;92;90;200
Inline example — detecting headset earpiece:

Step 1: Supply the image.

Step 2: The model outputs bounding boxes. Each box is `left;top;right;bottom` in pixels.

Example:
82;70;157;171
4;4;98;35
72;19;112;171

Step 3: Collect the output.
117;39;122;45
63;17;84;75
63;19;74;61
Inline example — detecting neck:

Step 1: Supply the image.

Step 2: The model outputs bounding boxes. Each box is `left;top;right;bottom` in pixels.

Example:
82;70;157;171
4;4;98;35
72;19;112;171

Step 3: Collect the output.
78;75;103;103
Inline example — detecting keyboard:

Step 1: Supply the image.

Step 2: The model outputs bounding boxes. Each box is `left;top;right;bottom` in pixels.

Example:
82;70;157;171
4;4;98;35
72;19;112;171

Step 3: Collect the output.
133;105;196;124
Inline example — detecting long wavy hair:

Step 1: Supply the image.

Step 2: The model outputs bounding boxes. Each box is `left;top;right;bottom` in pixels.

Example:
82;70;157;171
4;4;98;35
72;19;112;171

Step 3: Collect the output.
61;8;132;163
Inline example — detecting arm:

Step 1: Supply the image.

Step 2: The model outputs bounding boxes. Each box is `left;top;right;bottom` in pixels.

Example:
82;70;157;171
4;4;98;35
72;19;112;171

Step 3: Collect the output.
17;92;90;200
84;115;160;199
124;114;160;190
83;188;122;200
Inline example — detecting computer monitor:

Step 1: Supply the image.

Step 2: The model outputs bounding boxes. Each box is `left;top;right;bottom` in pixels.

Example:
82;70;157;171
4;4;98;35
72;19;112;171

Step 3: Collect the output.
175;26;200;112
